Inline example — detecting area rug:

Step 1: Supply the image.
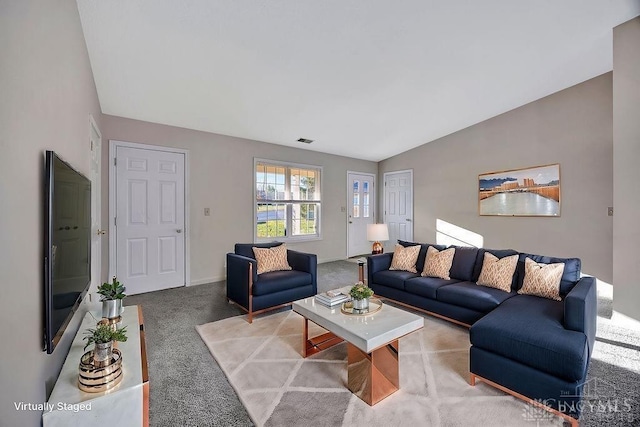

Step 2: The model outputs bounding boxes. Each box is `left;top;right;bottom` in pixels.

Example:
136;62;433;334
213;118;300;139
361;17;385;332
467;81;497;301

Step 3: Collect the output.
196;310;564;427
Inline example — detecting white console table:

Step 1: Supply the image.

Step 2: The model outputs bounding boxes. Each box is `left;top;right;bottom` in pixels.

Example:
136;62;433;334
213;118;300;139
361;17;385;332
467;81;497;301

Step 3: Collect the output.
43;305;149;426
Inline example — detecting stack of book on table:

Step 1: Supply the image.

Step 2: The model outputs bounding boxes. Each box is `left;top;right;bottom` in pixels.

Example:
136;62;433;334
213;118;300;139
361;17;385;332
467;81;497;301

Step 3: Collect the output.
315;287;351;307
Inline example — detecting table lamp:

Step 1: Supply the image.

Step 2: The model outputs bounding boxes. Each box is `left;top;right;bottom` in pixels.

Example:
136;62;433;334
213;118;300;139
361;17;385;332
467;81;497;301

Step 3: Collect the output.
367;223;389;254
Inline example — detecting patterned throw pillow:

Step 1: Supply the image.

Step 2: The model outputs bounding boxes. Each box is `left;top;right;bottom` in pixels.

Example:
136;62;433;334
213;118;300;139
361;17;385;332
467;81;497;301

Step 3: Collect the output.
518;257;565;301
389;244;421;273
252;245;292;275
421;246;455;280
476;252;519;292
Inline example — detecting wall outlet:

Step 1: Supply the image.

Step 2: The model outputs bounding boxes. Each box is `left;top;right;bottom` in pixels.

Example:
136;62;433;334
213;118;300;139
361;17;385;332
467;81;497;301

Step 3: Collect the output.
204;207;211;216
608;207;613;217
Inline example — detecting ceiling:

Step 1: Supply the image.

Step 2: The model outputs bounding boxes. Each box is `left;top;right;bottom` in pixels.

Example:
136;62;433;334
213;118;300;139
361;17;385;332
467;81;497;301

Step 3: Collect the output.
77;1;640;162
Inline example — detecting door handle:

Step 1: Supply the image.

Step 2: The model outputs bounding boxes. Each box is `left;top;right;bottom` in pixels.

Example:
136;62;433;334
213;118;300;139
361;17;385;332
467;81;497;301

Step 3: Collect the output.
348;221;353;224
97;229;107;235
177;229;183;233
406;219;412;222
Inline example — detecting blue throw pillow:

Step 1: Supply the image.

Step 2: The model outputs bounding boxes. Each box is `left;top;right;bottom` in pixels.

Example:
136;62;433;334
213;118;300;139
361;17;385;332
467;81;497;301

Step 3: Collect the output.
449;246;480;282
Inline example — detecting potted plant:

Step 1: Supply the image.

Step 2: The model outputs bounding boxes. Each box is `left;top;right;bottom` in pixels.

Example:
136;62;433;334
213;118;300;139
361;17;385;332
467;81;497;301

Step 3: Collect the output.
98;276;126;320
349;282;374;311
83;323;127;365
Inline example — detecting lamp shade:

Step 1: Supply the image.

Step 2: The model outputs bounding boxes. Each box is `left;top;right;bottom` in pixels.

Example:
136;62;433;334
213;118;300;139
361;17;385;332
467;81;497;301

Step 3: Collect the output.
367;223;389;242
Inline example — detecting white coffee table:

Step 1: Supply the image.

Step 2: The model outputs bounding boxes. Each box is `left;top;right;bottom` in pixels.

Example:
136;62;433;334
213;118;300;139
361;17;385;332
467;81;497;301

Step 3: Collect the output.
292;297;423;405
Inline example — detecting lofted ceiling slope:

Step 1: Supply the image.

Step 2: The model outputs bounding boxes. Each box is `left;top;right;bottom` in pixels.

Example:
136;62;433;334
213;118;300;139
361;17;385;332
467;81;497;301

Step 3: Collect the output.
77;1;640;161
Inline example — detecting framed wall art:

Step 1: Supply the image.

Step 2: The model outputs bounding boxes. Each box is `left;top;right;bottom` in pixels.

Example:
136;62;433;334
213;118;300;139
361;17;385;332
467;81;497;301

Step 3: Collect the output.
478;163;560;217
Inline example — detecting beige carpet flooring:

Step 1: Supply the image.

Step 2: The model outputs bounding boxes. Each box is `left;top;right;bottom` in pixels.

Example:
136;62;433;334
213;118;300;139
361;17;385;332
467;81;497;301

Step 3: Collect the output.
196;310;565;427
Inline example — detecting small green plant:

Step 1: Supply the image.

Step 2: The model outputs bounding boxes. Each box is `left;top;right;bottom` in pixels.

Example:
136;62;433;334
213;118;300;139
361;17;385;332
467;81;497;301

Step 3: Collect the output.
97;276;126;301
83;324;128;350
350;282;374;300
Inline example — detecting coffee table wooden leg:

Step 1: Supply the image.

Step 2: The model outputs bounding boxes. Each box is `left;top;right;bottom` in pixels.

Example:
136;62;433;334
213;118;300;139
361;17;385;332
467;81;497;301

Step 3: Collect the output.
347;340;399;405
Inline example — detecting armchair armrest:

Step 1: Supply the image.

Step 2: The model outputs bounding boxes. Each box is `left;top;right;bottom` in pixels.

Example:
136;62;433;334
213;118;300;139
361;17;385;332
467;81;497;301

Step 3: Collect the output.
226;253;257;307
367;253;393;285
564;276;597;357
288;250;318;294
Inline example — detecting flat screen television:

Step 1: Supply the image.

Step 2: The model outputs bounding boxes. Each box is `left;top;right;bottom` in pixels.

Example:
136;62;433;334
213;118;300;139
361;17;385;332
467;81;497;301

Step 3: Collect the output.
44;151;91;354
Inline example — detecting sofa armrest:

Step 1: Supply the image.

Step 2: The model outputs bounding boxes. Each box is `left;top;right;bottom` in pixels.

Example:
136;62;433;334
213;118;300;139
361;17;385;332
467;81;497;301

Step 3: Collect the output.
226;253;257;307
288;250;318;294
564;276;597;357
367;253;393;284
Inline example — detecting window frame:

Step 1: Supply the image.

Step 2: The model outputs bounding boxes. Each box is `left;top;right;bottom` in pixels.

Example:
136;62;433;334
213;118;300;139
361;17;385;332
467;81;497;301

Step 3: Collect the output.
253;158;323;243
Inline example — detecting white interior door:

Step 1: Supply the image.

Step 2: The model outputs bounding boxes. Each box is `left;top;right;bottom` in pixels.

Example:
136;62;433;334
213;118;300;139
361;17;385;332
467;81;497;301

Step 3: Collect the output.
115;146;186;295
384;170;414;248
347;172;375;257
89;116;102;300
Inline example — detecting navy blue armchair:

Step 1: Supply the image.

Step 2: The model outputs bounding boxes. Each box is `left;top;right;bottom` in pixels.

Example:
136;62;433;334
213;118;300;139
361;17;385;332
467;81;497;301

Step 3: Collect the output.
226;243;317;323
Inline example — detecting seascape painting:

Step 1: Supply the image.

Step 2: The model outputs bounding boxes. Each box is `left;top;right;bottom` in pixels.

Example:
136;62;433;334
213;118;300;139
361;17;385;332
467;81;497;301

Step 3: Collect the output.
479;164;560;216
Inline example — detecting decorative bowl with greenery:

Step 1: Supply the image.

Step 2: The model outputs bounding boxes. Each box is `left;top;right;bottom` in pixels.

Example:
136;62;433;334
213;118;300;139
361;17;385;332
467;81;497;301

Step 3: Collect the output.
84;323;128;364
83;324;128;350
97;276;126;300
349;282;374;300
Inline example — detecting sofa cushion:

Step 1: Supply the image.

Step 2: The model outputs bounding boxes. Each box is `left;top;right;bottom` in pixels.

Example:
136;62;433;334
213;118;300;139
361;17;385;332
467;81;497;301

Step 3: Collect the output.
235;242;282;259
253;270;312;296
389;243;421;273
518;257;564;301
371;270;418;290
472;248;519;285
449;246;480;282
436;281;515;313
470;295;589;382
477;252;519;292
405;276;460;300
422;246;455;279
516;253;581;295
398;240;446;273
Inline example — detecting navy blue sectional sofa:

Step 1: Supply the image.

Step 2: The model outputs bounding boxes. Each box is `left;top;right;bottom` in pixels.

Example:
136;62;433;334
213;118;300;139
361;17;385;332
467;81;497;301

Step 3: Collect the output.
367;242;596;424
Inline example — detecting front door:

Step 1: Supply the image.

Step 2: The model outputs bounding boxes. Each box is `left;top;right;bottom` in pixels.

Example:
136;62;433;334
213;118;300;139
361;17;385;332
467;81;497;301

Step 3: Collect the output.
115;146;186;295
347;172;375;257
384;170;413;248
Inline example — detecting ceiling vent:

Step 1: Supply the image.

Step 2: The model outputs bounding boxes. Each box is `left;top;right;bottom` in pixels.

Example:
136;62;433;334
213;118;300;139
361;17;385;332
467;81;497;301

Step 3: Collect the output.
297;138;314;144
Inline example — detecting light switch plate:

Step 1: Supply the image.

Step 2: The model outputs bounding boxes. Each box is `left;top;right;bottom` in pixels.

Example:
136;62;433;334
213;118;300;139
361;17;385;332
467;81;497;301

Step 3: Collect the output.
204;208;211;216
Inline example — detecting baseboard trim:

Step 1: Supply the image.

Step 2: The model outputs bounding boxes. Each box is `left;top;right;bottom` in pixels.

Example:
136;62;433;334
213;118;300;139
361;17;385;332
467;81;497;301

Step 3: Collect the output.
189;276;225;286
193;258;354;285
318;256;350;264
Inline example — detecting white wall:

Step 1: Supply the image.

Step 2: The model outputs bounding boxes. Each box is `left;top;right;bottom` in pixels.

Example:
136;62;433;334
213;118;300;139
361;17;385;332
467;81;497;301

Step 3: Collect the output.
613;17;640;321
379;74;614;282
0;1;102;425
100;115;377;284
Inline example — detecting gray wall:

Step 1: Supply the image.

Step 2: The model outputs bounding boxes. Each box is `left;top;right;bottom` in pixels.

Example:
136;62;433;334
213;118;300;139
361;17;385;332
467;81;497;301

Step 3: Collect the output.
379;74;613;283
613;17;640;321
0;1;102;425
99;115;377;284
